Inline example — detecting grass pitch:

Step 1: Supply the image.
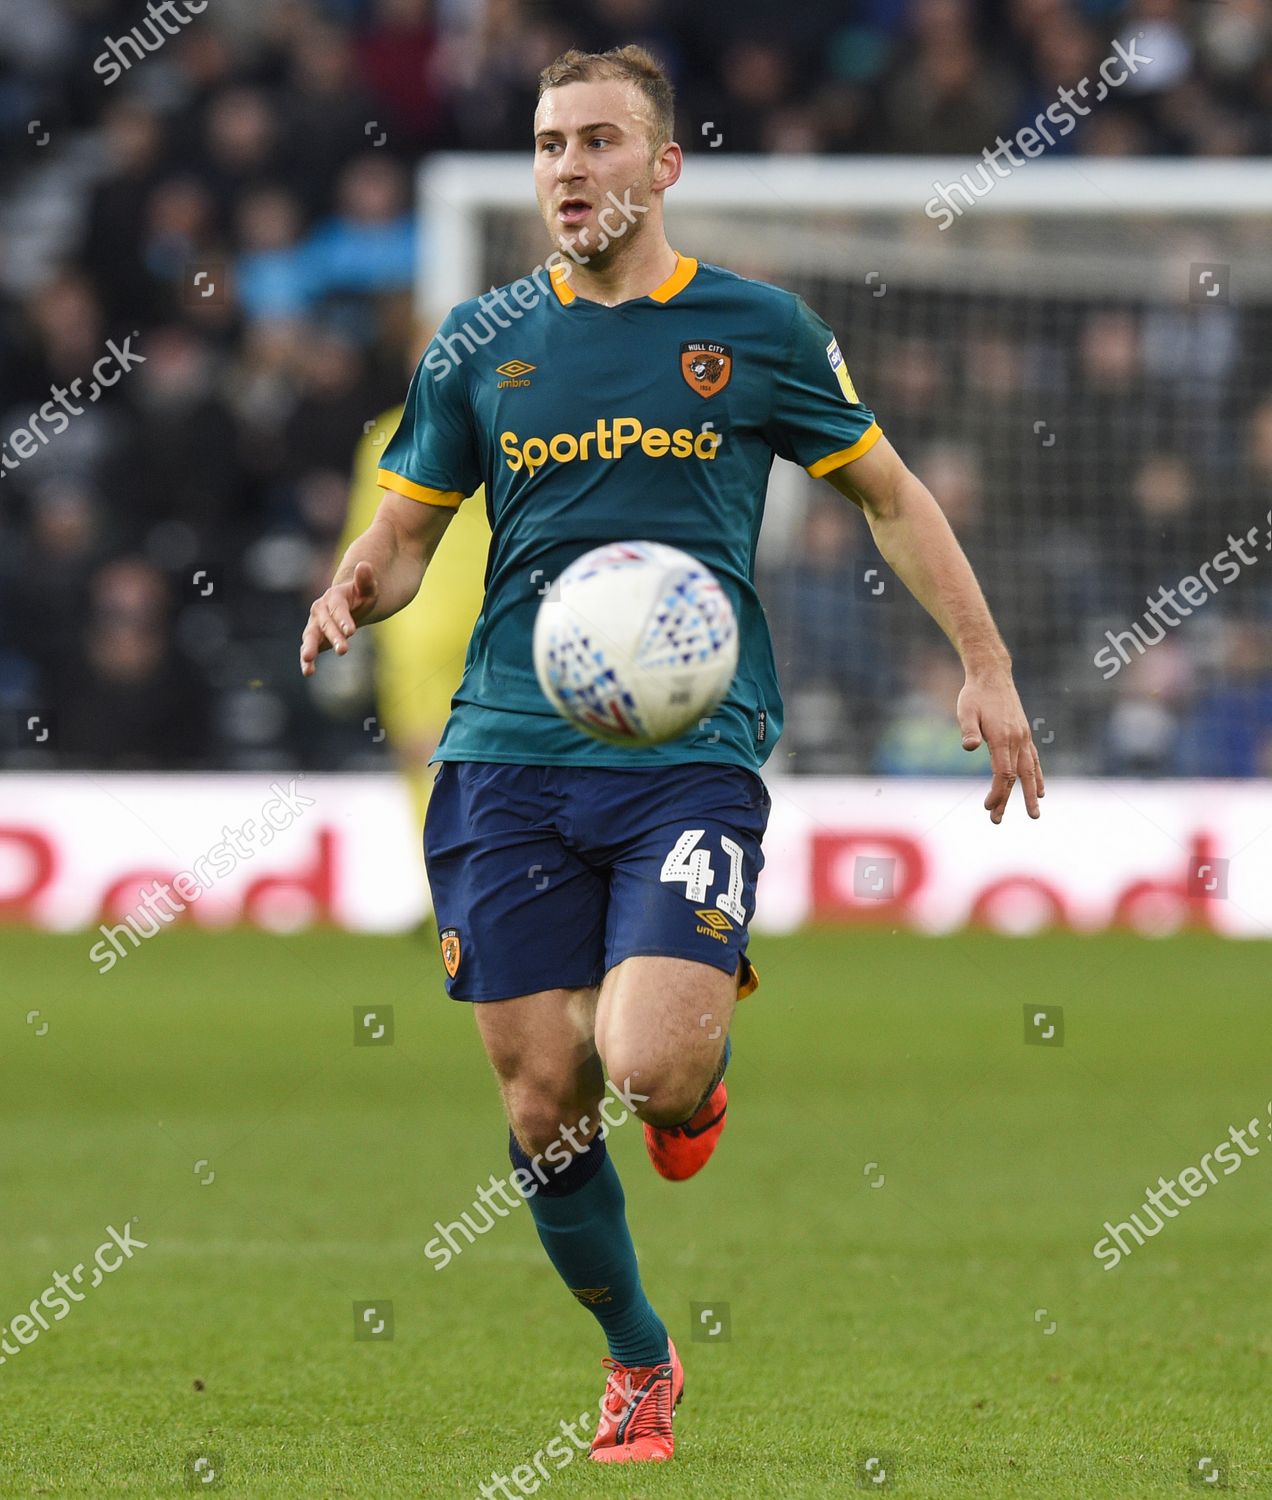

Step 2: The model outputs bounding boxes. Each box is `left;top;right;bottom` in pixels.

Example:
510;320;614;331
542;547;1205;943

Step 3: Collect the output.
1;926;1270;1497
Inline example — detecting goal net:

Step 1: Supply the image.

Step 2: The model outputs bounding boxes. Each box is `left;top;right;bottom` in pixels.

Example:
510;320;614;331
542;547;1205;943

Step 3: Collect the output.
419;157;1272;778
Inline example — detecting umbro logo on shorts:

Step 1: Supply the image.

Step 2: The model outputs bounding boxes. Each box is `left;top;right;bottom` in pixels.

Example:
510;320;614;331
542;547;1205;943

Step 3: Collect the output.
694;908;733;942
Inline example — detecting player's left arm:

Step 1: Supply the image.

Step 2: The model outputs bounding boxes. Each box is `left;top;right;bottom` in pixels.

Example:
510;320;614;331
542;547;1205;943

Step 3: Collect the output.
825;436;1044;823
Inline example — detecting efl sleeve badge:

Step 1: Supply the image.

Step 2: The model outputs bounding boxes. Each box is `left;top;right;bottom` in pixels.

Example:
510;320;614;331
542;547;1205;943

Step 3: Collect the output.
825;338;859;404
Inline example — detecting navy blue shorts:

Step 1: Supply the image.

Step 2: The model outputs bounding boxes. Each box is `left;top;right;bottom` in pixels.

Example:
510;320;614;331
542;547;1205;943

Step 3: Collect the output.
423;761;770;1002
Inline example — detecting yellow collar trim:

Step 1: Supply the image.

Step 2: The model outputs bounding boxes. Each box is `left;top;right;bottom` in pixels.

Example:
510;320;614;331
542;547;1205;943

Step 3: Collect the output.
649;253;698;303
549;262;576;305
548;253;698;308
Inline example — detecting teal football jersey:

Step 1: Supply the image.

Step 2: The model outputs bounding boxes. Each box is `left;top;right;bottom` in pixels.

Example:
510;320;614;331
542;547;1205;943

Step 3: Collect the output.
378;253;882;770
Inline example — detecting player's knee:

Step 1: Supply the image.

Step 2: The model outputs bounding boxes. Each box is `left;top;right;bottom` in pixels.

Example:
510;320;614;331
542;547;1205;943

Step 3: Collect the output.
638;1080;712;1129
604;1050;709;1130
505;1080;603;1158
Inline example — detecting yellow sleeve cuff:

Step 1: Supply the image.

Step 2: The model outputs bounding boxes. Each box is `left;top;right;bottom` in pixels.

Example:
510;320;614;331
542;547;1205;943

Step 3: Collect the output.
376;469;465;508
805;422;884;478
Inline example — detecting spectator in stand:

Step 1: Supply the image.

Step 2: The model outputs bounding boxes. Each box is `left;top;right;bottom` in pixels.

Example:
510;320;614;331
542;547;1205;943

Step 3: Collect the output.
233;187;313;322
199;87;281;226
713;37;796;154
6;481;103;683
883;1;1018;154
1176;625;1272;778
278;18;380;216
442;0;575;151
5;274;122;492
1064;311;1149;514
869;339;948;455
874;646;991;776
300;155;416;309
138;175;223;316
52;559;214;769
280;329;379;478
1101;637;1193;776
765;493;899;771
355;0;449;153
82;102;170;326
1119;456;1206;611
109;325;243;556
1010;10;1100;155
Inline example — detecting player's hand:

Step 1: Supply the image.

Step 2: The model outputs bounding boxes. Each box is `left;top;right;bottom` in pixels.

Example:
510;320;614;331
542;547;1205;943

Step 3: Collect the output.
956;667;1045;824
300;561;379;677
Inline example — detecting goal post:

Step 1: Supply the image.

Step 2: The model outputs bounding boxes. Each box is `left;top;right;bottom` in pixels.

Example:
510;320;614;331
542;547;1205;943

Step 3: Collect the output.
416;156;1272;778
418;154;1272;311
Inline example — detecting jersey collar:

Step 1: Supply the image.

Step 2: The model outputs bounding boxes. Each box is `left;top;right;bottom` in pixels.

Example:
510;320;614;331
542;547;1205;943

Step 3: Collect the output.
549;252;698;308
649;252;698;302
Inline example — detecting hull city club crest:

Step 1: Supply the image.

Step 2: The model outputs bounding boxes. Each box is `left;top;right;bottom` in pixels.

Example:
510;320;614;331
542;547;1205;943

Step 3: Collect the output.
680;341;733;398
440;926;461;978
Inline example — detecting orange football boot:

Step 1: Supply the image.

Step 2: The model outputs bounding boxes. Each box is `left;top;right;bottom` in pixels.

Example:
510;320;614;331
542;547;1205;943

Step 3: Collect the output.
589;1339;684;1463
643;1077;728;1182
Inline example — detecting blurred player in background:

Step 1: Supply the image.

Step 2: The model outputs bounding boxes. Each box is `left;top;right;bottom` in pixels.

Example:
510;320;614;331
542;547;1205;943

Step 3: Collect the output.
337;387;490;862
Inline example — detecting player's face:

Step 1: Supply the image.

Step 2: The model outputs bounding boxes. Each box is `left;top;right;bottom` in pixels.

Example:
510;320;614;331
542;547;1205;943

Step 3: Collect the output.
533;80;662;266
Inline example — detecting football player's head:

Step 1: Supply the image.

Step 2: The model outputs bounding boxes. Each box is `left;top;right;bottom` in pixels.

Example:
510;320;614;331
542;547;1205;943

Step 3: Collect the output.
534;46;681;269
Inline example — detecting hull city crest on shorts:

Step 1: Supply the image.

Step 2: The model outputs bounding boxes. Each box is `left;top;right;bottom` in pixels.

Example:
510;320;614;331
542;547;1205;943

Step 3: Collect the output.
680;341;732;398
440;926;461;978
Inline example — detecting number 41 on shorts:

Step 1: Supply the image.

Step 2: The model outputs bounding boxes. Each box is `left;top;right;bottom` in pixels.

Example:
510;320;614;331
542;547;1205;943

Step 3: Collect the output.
660;828;747;923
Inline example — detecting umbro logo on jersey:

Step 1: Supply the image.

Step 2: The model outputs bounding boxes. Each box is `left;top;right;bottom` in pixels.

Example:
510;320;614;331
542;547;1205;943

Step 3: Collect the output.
495;359;535;389
681;341;732;398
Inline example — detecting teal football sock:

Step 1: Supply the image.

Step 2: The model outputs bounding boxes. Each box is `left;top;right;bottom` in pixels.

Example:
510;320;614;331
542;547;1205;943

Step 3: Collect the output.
510;1131;669;1366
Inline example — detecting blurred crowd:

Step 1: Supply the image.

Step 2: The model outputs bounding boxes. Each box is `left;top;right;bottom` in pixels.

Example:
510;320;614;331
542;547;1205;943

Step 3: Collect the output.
0;0;1269;774
763;325;1272;778
3;0;1270;167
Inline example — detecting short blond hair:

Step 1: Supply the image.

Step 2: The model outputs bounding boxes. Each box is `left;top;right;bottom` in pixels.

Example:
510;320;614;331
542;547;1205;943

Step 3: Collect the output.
538;45;675;149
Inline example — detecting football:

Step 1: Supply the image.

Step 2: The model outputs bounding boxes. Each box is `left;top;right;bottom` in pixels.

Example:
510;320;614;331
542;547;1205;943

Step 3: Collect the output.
533;541;739;746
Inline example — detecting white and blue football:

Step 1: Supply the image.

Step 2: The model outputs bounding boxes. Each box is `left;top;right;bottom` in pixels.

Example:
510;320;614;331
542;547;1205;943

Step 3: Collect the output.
533;541;739;746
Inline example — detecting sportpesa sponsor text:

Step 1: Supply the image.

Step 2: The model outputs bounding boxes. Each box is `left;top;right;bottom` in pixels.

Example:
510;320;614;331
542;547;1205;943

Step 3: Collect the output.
500;418;724;474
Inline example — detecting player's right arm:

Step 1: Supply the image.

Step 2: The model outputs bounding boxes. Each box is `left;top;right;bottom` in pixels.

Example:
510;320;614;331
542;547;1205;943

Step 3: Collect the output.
299;494;454;676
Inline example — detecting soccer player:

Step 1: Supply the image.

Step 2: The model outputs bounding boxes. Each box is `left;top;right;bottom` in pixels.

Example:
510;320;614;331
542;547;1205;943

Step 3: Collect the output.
300;45;1044;1464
